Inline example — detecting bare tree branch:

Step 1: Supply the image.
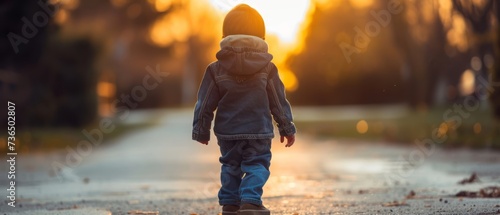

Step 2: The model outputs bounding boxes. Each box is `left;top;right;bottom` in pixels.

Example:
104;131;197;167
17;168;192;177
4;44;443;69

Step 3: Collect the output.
452;0;494;33
452;0;471;20
478;0;495;25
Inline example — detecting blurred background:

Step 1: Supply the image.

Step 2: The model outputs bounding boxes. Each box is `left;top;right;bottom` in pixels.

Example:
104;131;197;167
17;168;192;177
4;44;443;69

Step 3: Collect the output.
0;0;499;151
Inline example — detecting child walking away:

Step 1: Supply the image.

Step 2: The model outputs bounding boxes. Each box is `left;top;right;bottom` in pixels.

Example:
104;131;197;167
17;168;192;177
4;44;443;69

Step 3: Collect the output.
192;4;296;215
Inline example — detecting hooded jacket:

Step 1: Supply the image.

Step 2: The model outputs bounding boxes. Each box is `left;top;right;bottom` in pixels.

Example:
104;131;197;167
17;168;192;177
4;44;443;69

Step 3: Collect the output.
192;35;296;141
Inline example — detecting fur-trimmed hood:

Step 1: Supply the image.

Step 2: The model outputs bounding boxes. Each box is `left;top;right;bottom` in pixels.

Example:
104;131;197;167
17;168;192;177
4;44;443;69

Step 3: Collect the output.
216;35;273;75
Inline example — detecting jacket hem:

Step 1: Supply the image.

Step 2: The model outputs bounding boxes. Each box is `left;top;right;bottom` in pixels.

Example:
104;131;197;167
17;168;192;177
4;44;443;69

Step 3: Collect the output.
215;133;274;140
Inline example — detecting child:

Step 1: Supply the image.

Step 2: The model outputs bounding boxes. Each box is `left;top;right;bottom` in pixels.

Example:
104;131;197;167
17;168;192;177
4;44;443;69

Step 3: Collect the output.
192;4;296;215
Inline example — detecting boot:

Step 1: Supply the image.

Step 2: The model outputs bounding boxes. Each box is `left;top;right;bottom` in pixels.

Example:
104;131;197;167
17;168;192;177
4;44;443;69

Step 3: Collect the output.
238;203;270;215
222;205;239;215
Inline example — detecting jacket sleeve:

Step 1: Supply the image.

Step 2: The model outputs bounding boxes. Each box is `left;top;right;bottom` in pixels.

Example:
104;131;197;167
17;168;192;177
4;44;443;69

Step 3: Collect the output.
266;63;296;137
192;64;220;142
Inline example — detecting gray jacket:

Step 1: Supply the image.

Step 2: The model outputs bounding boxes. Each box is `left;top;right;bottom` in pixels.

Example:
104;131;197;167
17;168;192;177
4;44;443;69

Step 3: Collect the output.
192;35;296;142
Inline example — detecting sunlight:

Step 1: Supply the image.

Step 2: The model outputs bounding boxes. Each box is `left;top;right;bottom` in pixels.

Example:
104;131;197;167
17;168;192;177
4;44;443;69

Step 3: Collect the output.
349;0;374;9
149;0;172;12
278;69;299;92
149;11;190;47
314;0;342;10
208;0;310;44
446;14;469;52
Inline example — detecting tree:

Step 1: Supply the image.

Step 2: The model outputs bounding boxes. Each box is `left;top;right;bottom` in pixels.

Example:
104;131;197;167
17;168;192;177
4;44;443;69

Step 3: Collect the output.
389;0;450;109
0;0;101;127
451;0;499;119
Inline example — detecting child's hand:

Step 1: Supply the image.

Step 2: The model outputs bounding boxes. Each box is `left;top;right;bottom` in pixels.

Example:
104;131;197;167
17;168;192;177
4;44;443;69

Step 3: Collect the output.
280;135;295;147
198;141;208;145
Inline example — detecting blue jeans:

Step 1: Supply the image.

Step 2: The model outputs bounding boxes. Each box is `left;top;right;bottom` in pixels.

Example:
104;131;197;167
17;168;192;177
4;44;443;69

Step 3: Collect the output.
218;139;272;206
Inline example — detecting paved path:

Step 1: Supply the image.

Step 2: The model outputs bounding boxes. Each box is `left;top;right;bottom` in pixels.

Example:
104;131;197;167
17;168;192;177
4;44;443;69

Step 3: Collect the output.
1;109;500;214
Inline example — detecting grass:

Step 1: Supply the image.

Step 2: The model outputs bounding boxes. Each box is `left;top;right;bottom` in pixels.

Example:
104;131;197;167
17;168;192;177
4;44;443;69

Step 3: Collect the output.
295;107;500;149
0;121;151;154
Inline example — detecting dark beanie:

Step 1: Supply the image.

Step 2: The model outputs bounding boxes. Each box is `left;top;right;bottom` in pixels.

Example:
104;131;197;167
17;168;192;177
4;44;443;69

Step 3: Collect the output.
223;4;265;39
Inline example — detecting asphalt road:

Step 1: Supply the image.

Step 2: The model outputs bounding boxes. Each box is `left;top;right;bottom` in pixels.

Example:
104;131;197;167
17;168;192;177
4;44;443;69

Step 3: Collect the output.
1;109;500;214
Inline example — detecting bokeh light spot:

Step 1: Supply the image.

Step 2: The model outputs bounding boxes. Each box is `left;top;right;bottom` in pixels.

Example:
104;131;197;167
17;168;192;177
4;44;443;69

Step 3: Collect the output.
470;56;482;72
152;0;172;12
483;54;494;69
438;122;448;137
459;69;475;96
473;123;482;134
149;12;190;47
356;120;368;134
97;81;116;98
279;70;298;92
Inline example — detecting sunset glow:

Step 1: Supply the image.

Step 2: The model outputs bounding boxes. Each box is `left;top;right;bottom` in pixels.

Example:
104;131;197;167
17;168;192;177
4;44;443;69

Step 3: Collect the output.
146;0;474;93
149;11;190;47
208;0;310;44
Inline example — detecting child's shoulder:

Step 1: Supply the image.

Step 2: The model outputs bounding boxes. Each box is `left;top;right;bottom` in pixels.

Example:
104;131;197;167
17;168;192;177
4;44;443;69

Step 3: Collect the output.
207;61;218;68
205;61;219;72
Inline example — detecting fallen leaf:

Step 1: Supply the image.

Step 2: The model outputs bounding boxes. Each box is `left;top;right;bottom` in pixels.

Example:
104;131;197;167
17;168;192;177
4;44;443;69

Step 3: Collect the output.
382;200;409;207
456;186;500;198
458;173;480;185
406;190;416;199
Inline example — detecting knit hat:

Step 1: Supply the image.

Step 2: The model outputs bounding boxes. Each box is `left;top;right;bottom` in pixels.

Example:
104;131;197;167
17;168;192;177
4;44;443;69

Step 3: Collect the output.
222;4;265;39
